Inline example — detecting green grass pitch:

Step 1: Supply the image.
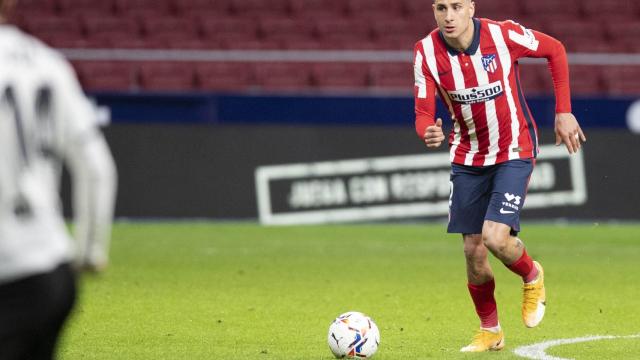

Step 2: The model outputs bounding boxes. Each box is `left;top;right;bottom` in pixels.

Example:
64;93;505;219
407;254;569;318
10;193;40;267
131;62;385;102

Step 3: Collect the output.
59;223;640;359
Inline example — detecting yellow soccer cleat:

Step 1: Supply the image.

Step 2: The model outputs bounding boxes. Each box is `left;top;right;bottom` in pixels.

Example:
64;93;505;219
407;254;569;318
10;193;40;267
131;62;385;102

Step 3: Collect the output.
523;261;546;328
460;328;505;352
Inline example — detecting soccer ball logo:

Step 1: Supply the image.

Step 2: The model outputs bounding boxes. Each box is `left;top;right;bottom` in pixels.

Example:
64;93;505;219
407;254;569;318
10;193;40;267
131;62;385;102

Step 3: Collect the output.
327;311;380;358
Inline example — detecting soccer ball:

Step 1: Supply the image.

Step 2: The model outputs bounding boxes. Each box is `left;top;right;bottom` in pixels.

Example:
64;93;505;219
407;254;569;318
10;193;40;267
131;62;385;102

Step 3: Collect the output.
327;311;380;358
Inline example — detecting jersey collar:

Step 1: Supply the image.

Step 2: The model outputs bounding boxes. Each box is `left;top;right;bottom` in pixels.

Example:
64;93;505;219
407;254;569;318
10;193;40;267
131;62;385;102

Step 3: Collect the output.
438;17;481;56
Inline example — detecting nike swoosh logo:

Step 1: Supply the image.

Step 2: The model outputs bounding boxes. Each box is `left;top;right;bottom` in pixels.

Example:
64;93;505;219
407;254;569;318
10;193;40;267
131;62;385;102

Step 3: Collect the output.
499;208;515;214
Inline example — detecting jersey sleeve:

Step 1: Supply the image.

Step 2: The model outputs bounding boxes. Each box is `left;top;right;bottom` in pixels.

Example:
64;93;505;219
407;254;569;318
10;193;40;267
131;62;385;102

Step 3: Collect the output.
413;42;437;139
502;20;572;113
54;59;117;270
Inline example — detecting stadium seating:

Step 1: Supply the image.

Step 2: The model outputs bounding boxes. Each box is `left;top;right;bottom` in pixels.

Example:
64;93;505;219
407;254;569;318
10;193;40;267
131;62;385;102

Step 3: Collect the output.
474;0;521;21
570;66;605;95
195;62;254;91
73;61;138;91
604;67;640;95
521;0;583;21
259;17;316;47
254;62;312;91
346;0;404;20
82;16;141;48
10;0;639;94
311;63;370;88
369;62;412;89
288;0;346;18
57;0;114;17
582;0;638;20
139;62;196;91
229;0;289;17
114;0;172;16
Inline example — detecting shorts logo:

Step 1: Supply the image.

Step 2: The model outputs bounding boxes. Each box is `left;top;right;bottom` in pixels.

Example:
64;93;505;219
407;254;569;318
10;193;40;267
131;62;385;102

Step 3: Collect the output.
447;81;504;105
482;54;499;73
501;192;522;214
504;193;521;205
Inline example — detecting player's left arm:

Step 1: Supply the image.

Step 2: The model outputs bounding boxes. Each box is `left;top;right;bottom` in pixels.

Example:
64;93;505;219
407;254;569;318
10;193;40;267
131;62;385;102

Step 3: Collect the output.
504;21;586;154
55;61;118;273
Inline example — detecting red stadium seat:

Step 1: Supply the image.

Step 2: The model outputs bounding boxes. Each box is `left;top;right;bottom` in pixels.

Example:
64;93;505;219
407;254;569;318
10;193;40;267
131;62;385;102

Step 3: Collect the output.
315;18;372;45
201;17;259;45
13;0;57;18
23;15;82;36
604;66;640;95
73;61;138;91
172;0;231;16
114;0;172;16
369;63;413;89
288;0;346;18
140;17;202;48
562;38;615;53
311;63;370;88
516;64;549;95
254;63;312;90
281;38;326;50
605;21;640;49
346;0;404;19
229;0;289;17
23;16;86;47
402;0;433;19
546;21;606;50
139;62;196;91
371;18;430;49
195;63;254;91
514;18;549;34
582;0;638;20
474;0;522;21
57;0;115;16
569;66;605;95
521;0;582;21
83;16;141;48
259;17;316;45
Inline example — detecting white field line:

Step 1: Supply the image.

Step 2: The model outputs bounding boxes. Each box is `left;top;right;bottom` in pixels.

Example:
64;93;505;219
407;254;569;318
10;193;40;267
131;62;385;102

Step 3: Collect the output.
59;49;640;66
514;334;640;360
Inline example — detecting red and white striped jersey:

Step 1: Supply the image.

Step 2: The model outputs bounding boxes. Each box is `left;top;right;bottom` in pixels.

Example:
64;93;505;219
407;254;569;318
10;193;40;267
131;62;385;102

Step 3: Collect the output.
414;18;571;166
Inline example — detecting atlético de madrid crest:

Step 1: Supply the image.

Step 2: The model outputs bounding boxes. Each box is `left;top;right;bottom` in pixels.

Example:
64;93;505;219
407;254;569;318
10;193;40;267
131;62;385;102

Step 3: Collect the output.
482;54;498;73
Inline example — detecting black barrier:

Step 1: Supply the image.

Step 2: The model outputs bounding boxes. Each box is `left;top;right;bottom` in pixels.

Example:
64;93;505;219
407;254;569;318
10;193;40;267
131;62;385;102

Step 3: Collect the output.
93;92;639;130
102;124;640;221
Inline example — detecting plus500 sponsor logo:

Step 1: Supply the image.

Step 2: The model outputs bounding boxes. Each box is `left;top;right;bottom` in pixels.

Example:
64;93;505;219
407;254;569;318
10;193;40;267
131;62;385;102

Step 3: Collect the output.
448;81;504;105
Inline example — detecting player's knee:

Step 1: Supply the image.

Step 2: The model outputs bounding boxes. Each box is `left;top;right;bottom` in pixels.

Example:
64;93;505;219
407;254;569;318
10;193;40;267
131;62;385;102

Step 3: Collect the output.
462;234;483;260
481;227;510;254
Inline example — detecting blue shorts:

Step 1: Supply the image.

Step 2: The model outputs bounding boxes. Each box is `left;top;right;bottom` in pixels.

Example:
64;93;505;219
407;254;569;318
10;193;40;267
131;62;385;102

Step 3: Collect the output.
447;159;534;235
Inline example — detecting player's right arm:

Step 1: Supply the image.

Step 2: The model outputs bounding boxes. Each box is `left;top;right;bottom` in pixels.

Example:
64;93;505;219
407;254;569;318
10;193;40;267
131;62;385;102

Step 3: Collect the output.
55;61;117;272
413;42;444;148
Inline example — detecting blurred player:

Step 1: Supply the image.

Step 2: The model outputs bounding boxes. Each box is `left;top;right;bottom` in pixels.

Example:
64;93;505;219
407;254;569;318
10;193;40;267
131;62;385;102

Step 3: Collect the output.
0;0;117;358
413;0;586;352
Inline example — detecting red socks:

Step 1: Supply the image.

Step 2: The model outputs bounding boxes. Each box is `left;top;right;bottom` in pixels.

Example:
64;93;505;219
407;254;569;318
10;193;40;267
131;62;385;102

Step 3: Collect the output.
507;249;539;283
467;279;499;328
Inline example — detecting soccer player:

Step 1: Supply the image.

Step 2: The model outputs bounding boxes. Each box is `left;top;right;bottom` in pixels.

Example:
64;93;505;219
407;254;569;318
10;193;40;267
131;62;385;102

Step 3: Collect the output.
0;0;117;358
413;0;586;352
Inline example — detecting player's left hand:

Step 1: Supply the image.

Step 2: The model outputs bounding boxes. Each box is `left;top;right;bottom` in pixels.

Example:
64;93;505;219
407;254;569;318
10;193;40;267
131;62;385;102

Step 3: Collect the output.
554;113;586;154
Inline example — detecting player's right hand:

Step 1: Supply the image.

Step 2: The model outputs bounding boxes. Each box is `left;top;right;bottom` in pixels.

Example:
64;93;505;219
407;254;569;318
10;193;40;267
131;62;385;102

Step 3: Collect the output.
424;118;445;148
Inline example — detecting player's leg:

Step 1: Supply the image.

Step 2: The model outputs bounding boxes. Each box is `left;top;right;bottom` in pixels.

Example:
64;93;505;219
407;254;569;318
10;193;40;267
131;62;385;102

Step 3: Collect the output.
448;164;504;352
31;263;77;360
463;233;496;326
459;233;504;352
0;263;76;360
482;159;545;328
0;274;43;360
